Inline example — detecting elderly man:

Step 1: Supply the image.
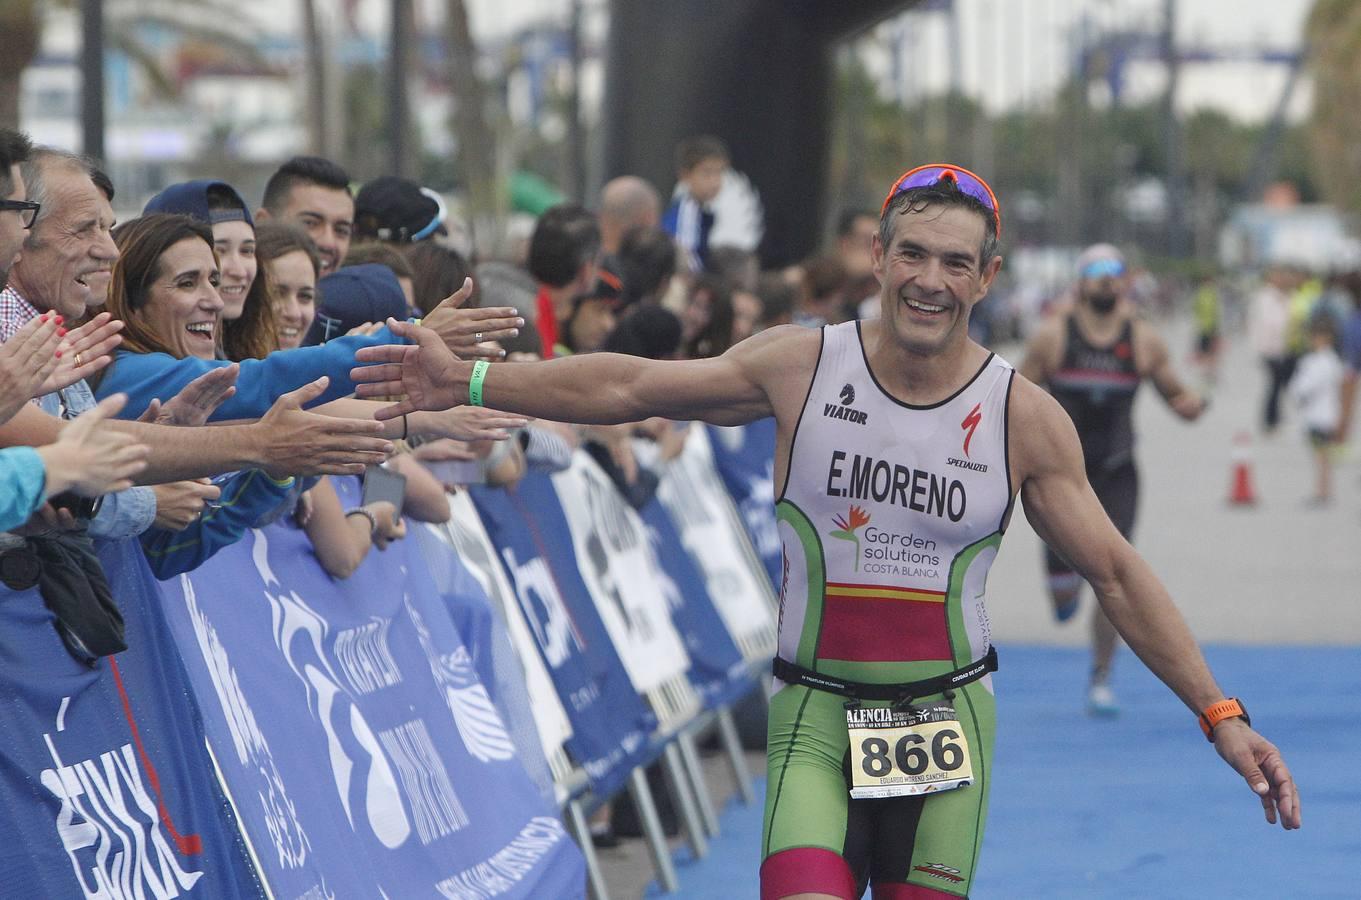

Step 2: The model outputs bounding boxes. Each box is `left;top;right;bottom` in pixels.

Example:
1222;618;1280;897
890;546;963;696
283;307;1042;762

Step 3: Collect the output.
0;147;400;535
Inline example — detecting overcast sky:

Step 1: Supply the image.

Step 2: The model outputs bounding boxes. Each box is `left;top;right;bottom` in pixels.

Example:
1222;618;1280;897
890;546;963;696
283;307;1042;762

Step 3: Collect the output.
458;0;1317;123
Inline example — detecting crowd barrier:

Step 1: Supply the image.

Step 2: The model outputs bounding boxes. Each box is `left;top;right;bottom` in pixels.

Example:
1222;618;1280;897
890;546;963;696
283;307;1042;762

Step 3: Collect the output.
0;419;782;899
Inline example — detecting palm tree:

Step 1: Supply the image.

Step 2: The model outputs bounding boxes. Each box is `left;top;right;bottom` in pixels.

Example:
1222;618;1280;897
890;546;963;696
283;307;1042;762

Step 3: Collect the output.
0;0;263;132
1305;0;1361;215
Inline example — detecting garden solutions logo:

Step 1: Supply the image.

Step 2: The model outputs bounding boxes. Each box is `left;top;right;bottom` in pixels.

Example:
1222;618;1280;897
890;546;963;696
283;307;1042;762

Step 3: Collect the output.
829;505;871;571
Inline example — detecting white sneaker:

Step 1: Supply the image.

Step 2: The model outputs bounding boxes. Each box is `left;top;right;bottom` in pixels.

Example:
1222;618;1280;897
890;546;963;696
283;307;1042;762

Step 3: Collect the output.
1087;683;1119;717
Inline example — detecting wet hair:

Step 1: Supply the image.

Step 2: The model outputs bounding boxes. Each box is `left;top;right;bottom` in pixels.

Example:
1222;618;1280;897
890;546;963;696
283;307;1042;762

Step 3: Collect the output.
879;182;999;267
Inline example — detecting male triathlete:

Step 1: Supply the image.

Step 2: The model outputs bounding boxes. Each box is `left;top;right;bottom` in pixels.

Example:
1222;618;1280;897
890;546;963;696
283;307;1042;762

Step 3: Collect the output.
1019;244;1206;716
353;165;1299;900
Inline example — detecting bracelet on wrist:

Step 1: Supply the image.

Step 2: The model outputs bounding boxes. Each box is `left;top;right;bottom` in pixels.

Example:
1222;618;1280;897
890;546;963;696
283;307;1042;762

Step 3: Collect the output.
469;360;490;407
345;507;378;536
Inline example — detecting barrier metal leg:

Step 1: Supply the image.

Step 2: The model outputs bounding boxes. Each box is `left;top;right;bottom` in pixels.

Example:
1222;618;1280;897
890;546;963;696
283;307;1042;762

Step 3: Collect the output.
565;799;610;900
717;706;757;806
677;730;720;839
662;742;709;861
628;766;679;894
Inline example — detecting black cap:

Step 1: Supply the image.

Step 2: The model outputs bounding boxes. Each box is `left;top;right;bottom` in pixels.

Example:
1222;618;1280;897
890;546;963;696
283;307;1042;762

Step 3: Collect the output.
354;176;445;243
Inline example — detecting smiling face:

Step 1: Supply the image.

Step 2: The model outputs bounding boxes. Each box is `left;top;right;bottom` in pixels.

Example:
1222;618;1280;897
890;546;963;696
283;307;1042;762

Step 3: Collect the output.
11;165;118;318
267;249;317;350
871;203;1001;357
272;184;353;276
139;237;223;360
212;219;257;320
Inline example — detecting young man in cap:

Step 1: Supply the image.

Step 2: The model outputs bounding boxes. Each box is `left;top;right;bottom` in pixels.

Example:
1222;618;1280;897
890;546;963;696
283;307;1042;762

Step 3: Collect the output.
353;175;446;244
1019;243;1206;716
353;164;1298;900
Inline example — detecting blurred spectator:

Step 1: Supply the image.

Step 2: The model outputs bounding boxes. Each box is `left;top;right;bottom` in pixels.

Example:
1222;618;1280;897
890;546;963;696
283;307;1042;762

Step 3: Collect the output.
560;258;622;356
256;156;354;276
795;255;848;328
681;275;735;360
474;260;536;319
344;242;417;313
755;272;796;330
707;245;759;293
1338;271;1361;443
833;209;879;318
408;241;474;317
527;204;600;358
617;226;678;310
731;286;762;343
353;175;447;244
144;179;278;361
1250;266;1297;433
663;135;728;272
1288;315;1345;505
601;303;682;361
598;176;661;255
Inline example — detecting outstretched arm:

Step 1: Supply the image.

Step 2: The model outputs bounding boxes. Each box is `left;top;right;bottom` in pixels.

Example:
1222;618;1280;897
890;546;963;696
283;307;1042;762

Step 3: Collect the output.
352;320;815;427
1010;377;1299;829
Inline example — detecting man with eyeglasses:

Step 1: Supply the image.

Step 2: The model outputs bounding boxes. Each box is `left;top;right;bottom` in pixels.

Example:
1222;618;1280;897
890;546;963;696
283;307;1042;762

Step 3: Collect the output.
351;165;1298;899
1020;244;1206;718
0;128;39;292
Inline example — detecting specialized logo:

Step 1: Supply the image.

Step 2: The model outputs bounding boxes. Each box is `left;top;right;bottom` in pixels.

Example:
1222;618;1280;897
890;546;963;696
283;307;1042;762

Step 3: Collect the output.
961;403;982;457
829;505;871;571
913;863;965;884
823;383;868;425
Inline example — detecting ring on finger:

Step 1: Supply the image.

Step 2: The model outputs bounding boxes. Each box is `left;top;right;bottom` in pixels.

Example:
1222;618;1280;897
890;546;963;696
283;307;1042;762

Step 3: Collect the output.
474;332;483;343
73;350;84;368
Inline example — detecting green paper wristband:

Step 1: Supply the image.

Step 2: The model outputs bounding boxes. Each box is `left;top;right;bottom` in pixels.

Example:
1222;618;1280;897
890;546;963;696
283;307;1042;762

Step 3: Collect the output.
469;360;490;407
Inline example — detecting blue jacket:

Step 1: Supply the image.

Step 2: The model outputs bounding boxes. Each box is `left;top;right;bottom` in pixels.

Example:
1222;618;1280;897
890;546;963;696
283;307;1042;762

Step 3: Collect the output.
94;326;400;420
138;469;295;579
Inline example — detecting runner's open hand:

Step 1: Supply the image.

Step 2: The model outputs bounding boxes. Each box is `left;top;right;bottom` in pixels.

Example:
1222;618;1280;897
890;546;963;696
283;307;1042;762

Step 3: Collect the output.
1212;719;1300;830
352;320;466;420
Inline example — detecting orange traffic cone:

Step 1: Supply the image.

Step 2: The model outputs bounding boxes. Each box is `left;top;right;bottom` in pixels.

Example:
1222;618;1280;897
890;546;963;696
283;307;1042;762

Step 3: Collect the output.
1228;431;1257;506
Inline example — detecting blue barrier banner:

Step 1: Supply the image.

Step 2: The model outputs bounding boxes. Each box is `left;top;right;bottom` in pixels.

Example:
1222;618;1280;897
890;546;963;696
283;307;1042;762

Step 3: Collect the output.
0;536;263;899
471;478;656;798
159;476;583;899
636;498;752;710
707;419;783;589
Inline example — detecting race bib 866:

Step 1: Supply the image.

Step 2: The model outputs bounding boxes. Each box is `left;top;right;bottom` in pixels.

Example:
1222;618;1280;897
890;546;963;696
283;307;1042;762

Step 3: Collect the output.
846;700;973;800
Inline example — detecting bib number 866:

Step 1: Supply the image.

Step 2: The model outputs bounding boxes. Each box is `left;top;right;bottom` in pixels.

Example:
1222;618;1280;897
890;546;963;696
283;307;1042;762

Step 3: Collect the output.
861;728;965;778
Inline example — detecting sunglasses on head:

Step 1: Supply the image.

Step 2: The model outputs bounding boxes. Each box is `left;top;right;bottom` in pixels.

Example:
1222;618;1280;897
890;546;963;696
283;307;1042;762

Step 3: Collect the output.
1080;258;1125;279
880;164;1001;237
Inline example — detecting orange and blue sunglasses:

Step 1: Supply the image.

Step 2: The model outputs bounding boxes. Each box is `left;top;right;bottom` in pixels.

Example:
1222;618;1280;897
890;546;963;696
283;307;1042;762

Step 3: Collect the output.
880;164;1001;237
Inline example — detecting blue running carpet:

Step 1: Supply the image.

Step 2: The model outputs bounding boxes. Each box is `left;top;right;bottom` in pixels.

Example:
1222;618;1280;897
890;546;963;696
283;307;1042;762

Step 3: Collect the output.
647;645;1361;898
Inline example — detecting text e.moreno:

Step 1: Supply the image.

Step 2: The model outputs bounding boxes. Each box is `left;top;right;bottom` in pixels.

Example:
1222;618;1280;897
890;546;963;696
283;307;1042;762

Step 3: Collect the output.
825;450;966;522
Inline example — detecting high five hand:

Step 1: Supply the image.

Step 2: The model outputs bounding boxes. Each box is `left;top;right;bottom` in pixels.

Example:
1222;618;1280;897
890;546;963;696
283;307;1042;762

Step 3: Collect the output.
351;319;468;421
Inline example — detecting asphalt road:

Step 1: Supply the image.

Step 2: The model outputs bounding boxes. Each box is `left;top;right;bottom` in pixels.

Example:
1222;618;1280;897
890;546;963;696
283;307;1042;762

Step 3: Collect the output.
986;313;1360;647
